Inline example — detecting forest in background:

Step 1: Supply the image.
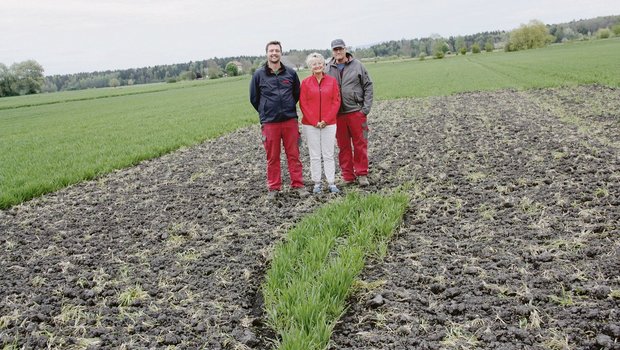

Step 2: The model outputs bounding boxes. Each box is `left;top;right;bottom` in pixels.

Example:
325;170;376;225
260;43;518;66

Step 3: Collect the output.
1;14;618;96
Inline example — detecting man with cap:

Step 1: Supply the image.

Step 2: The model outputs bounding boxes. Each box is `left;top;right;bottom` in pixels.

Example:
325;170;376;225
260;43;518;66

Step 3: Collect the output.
325;39;374;187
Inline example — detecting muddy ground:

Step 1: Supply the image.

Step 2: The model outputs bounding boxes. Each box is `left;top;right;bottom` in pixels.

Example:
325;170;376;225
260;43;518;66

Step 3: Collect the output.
1;85;618;349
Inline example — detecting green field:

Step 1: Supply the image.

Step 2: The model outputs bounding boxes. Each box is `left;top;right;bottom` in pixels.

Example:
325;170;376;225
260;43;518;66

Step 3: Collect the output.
0;77;255;208
1;37;619;209
367;37;620;99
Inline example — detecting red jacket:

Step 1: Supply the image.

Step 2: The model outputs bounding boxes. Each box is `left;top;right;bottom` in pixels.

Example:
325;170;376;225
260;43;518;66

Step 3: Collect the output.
300;74;340;126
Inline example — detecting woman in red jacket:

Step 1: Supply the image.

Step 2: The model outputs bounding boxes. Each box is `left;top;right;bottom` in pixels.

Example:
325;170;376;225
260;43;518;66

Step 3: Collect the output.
300;52;341;194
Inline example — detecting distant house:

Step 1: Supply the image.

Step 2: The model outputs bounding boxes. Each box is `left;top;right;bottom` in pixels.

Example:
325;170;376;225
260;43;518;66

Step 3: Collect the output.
230;61;243;73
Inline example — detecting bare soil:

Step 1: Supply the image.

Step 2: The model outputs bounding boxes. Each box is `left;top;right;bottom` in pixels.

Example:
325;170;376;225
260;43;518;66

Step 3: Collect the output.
1;85;618;349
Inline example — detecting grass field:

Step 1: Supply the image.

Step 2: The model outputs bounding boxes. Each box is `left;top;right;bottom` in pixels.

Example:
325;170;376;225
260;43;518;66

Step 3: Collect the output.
0;77;254;208
367;37;620;99
1;37;619;209
0;79;212;111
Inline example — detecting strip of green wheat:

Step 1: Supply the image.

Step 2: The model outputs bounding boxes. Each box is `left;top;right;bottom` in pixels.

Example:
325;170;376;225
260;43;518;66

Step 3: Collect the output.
262;191;409;350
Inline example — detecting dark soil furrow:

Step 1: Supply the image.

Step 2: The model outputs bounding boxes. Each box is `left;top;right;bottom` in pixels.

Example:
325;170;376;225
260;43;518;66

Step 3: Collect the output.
331;86;619;350
1;127;325;349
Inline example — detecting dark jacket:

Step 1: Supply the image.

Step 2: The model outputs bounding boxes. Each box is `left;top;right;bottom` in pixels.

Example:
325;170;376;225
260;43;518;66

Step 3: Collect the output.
250;62;300;124
325;53;373;115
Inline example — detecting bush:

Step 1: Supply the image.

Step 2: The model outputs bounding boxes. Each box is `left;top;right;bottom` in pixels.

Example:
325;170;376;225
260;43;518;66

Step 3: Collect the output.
472;43;481;54
108;78;120;88
180;71;196;80
596;28;611;39
613;24;620;36
1;60;45;96
225;62;239;77
434;51;445;59
507;19;553;51
459;47;467;55
485;42;494;52
418;53;426;61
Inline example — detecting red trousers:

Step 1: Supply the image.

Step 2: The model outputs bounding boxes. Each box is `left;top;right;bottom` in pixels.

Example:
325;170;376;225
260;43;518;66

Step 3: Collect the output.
336;111;369;182
261;118;304;191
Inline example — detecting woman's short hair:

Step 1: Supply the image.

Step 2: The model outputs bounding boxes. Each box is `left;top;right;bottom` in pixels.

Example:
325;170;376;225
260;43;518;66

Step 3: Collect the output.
305;52;325;68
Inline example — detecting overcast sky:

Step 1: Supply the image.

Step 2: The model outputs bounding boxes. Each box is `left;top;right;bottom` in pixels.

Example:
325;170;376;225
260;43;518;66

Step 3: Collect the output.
2;0;618;75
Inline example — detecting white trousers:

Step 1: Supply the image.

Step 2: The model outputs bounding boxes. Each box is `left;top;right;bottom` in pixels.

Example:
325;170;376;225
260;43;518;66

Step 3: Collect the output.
302;124;337;185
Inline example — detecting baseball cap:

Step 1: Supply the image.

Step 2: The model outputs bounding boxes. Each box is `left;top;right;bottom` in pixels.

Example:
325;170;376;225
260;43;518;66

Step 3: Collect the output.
331;39;346;49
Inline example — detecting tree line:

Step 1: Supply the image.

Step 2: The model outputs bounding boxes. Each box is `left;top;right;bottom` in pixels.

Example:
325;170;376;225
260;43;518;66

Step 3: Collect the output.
1;15;618;97
353;15;619;59
42;57;260;93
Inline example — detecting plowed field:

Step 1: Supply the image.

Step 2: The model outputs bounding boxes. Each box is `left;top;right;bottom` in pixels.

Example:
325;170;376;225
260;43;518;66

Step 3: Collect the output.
1;85;618;349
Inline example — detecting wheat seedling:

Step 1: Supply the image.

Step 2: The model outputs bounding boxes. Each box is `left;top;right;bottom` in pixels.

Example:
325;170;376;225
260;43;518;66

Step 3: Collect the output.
118;285;147;307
